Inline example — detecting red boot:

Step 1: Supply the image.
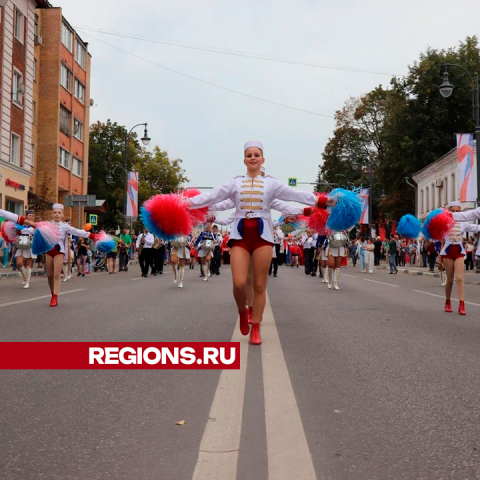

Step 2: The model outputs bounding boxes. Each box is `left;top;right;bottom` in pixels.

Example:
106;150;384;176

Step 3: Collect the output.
248;306;253;325
250;322;262;345
239;308;250;335
445;300;452;313
458;300;466;315
49;294;58;307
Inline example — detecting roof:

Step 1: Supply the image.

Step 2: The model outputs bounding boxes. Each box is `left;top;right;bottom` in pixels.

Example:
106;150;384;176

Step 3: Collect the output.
35;0;52;7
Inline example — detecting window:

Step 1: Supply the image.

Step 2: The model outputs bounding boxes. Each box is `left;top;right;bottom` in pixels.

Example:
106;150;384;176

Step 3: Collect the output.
62;21;73;51
10;133;21;165
60;105;71;136
6;200;23;216
59;147;70;169
444;177;448;205
75;41;86;70
431;183;435;209
14;8;24;42
32;100;37;123
74;118;83;141
73;157;82;177
34;59;37;81
31;143;35;167
420;189;424;214
34;14;39;36
426;186;429;211
60;63;72;91
13;70;23;105
451;173;456;201
74;78;85;103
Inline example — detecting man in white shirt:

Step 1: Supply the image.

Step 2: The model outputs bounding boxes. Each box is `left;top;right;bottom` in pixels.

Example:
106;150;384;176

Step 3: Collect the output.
269;226;284;277
210;225;223;275
136;228;155;277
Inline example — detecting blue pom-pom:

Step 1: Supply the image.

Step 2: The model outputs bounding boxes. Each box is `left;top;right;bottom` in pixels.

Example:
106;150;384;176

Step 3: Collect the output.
140;206;177;241
397;214;421;239
327;188;362;231
421;209;442;240
32;229;57;255
97;239;115;253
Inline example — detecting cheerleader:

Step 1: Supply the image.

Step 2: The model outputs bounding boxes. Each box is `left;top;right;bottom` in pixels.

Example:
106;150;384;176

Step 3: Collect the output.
15;211;36;289
316;235;329;283
44;204;94;307
170;235;191;288
194;224;217;281
187;141;333;345
438;201;480;315
327;232;348;290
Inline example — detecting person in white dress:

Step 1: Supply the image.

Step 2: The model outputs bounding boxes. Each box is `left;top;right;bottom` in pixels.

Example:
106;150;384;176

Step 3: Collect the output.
170;235;190;288
14;211;36;289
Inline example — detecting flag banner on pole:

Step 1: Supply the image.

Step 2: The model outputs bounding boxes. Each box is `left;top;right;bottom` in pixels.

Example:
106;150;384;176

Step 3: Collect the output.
456;133;476;202
126;171;139;218
359;188;370;224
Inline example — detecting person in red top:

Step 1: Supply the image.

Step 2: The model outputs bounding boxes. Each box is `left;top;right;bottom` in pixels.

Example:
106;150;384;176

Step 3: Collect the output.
221;232;230;265
289;241;300;267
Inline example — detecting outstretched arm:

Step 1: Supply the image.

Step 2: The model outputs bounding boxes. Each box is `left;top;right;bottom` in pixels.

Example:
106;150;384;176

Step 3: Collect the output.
453;207;480;222
188;179;236;209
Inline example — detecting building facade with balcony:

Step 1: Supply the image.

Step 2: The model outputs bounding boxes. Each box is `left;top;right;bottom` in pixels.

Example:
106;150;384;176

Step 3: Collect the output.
0;0;50;215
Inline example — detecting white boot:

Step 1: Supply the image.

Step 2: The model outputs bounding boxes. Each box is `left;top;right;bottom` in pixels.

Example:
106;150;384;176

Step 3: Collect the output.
23;267;31;289
63;265;68;282
178;266;184;288
322;267;328;283
327;268;333;289
19;266;27;285
203;264;208;281
67;263;72;280
173;265;178;284
334;268;340;290
207;261;211;277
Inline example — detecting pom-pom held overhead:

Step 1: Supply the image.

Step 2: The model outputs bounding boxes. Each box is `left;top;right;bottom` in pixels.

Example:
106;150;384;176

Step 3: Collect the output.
94;231;115;253
181;189;208;227
308;208;330;235
140;194;192;241
421;209;455;241
1;221;20;243
32;222;60;255
327;188;362;231
397;214;421;239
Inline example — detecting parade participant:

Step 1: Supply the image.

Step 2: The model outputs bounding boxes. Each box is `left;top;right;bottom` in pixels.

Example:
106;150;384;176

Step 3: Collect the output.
15;211;36;289
186;141;336;345
76;237;89;276
438;201;480;315
136;228;154;278
316;235;328;281
327;232;348;290
188;238;197;269
62;219;74;282
152;237;165;275
194;223;217;282
44;204;94;307
171;235;190;287
0;208;32;226
210;225;222;275
289;240;300;267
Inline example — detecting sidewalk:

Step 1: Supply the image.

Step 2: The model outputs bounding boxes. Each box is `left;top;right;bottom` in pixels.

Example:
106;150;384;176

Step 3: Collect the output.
375;265;480;285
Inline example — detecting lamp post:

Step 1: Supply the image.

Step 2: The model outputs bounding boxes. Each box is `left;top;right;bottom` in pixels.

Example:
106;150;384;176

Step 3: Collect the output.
123;123;150;227
439;64;480;205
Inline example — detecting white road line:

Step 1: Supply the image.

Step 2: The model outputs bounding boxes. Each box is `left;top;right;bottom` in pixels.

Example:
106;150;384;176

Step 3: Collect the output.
262;293;317;480
191;320;249;480
0;289;86;308
363;279;399;287
414;290;480;307
342;274;357;278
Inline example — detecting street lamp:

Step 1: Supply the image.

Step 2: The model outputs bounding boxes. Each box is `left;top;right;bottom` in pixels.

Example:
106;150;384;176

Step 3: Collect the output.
123;123;151;227
438;64;480;205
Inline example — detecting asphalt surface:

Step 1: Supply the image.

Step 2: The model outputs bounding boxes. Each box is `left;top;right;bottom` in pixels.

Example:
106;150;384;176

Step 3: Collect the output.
0;263;479;479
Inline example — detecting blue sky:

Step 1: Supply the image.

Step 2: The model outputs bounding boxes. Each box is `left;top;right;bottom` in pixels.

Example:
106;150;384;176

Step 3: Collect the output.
61;0;480;218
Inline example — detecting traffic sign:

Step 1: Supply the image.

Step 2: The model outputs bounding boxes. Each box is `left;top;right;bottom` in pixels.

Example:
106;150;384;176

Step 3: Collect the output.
89;214;98;226
288;178;297;187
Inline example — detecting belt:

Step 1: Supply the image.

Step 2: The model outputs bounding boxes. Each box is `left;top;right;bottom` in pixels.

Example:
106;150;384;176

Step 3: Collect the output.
235;211;271;220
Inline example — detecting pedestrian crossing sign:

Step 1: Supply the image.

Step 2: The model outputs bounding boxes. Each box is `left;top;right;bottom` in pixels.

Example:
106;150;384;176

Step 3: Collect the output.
89;214;98;226
288;178;297;187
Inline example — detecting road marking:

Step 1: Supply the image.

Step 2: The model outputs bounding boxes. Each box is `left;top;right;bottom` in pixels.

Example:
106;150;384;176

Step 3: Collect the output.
191;319;249;480
342;274;357;278
414;290;480;307
262;293;317;480
363;279;399;287
0;289;86;308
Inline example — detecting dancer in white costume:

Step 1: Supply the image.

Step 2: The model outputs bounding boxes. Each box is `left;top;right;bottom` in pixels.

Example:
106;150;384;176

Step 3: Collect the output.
194;224;217;282
171;235;191;288
14;211;36;289
327;231;348;290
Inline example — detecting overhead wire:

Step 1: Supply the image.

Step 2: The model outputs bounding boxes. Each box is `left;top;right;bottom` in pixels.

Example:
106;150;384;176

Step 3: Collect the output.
77;29;336;119
74;25;398;77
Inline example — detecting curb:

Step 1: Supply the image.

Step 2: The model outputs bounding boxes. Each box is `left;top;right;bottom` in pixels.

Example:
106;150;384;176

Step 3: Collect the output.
375;266;480;285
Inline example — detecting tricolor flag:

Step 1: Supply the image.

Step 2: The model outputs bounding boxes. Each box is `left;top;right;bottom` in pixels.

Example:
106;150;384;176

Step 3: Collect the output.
359;188;370;224
126;171;139;218
456;133;477;202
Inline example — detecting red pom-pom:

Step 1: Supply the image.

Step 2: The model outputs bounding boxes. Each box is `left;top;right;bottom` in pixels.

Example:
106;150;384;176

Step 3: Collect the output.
308;208;330;234
143;194;192;237
182;188;209;227
428;210;455;240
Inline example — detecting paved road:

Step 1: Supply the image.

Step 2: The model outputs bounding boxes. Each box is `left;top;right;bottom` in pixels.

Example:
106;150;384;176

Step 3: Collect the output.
0;264;479;479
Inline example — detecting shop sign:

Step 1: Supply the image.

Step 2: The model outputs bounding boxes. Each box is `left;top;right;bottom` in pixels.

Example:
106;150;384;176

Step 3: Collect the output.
5;178;26;191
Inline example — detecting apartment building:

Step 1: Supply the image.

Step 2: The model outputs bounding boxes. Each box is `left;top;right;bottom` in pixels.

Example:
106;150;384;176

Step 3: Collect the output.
0;0;50;215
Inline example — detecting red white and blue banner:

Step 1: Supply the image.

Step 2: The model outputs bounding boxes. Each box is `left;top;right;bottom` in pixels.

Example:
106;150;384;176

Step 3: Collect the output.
359;188;370;224
456;133;477;202
126;171;139;218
